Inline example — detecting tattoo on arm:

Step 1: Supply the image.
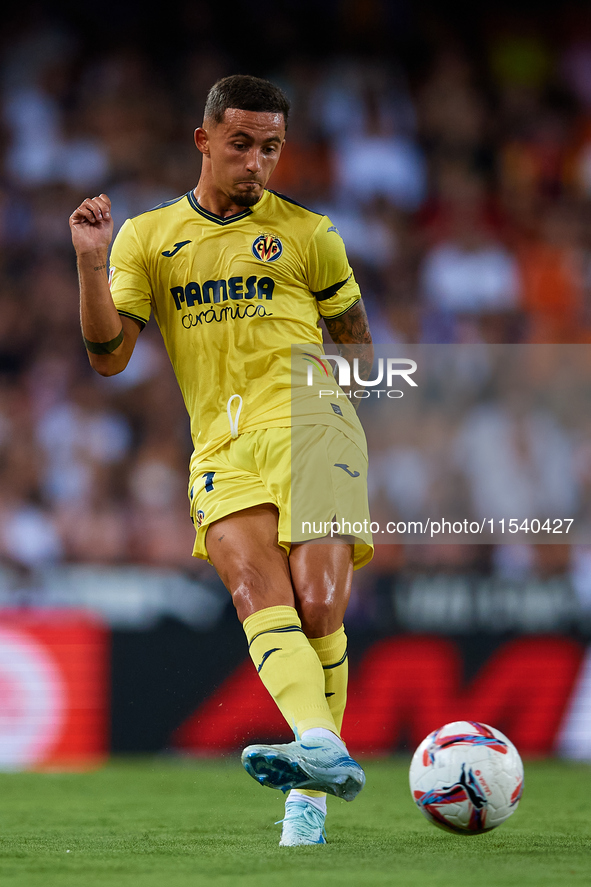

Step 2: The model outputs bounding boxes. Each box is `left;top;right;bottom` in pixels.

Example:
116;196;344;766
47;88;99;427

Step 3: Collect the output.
324;299;374;409
324;300;372;346
82;327;124;354
93;264;107;271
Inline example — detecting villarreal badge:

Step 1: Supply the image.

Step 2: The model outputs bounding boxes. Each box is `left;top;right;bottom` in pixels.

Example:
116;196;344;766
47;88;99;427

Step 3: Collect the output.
196;509;205;527
252;234;283;263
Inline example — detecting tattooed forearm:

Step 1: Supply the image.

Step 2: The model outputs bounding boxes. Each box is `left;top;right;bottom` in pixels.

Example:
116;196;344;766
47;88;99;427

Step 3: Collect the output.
324;299;373;346
324;299;374;409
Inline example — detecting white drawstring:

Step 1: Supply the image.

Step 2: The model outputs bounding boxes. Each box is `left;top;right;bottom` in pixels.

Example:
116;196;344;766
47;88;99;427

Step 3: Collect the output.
227;394;243;439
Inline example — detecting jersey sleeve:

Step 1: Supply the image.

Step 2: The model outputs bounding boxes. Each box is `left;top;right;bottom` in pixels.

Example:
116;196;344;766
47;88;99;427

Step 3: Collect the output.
109;219;152;329
304;216;361;318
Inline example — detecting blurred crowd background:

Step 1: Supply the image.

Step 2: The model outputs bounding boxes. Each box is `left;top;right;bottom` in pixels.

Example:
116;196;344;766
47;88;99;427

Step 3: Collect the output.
0;0;590;606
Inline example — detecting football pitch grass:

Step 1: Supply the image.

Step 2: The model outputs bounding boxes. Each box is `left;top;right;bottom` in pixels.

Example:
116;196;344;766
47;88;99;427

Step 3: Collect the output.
0;758;589;887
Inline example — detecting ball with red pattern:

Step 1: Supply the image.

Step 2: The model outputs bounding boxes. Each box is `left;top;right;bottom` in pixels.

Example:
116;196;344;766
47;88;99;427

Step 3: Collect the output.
409;721;524;835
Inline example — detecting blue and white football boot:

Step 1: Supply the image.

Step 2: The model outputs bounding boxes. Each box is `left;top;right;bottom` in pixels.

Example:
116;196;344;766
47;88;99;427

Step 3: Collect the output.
277;796;327;846
241;736;365;802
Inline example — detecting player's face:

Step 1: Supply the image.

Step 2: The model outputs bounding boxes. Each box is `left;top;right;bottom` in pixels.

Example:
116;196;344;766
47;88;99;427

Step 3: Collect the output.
196;109;286;207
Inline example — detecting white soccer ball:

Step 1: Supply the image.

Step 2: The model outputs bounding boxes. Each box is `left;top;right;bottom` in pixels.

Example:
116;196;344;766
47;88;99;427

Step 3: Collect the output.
409;721;524;835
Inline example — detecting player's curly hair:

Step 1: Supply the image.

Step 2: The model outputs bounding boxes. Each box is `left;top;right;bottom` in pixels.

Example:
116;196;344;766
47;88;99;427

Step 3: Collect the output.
204;75;290;128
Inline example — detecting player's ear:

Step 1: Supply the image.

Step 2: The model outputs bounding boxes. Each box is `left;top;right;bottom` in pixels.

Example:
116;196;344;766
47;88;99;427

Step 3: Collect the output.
194;127;209;156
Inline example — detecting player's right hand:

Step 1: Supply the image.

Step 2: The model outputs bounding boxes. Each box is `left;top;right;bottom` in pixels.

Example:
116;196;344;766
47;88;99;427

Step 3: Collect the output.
69;194;114;257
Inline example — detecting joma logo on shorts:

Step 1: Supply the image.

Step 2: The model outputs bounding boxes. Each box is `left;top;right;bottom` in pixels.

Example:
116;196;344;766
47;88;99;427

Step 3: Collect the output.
170;276;275;310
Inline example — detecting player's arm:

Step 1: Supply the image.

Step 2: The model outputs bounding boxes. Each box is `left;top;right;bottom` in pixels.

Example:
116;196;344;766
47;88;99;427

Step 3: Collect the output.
69;194;140;376
306;217;374;407
324;299;374;407
324;298;373;379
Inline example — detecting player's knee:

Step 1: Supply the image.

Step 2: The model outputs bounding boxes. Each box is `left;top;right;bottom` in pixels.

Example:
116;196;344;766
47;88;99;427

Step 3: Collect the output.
229;564;265;612
227;563;292;623
298;597;336;638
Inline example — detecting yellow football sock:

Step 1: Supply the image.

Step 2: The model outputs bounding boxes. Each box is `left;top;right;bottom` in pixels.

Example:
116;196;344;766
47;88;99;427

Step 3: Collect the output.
243;605;338;737
293;625;349;801
309;624;348;733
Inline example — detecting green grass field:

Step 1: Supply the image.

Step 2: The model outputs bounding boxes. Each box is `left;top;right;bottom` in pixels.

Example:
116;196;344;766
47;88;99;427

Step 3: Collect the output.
0;758;589;887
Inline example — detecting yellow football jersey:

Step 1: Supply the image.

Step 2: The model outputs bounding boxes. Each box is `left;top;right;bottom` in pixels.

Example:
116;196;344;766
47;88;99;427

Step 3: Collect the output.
109;188;366;468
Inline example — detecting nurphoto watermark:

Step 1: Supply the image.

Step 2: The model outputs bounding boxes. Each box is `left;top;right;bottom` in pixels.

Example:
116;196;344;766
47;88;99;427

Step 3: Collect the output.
291;344;591;544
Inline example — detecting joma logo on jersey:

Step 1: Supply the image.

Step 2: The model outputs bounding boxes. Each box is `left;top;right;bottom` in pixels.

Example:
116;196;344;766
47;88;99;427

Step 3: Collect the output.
170;276;275;310
252;234;283;263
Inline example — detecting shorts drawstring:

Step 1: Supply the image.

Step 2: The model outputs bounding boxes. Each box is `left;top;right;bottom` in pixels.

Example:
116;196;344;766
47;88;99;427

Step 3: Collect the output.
227;394;243;439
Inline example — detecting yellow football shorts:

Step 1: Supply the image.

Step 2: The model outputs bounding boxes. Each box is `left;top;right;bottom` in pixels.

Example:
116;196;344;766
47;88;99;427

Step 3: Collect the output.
189;425;373;569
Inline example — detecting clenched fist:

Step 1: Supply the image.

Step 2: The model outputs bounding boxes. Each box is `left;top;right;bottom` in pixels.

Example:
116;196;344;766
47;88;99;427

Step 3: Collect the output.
69;194;114;258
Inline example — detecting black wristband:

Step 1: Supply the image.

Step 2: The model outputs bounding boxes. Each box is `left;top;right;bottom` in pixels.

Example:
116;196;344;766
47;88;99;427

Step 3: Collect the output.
83;327;124;354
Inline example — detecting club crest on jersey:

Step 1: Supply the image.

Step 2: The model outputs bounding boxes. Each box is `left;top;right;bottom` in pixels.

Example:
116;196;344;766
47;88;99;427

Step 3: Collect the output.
196;509;205;527
252;233;283;263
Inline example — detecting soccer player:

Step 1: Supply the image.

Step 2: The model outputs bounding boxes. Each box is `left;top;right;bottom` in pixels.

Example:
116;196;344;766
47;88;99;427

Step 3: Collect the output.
69;75;374;846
